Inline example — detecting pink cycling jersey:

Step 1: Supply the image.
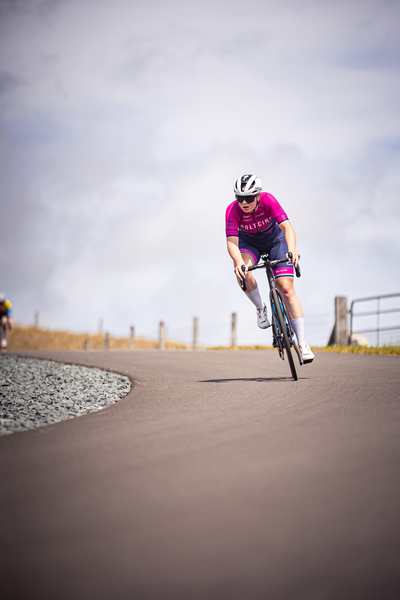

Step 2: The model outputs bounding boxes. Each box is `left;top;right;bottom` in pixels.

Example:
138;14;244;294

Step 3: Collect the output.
225;192;288;240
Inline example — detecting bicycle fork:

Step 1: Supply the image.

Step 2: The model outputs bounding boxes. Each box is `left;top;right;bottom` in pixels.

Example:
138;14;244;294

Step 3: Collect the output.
270;288;285;360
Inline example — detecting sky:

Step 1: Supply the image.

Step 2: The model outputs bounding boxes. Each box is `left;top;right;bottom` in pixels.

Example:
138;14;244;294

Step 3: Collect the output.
1;0;400;347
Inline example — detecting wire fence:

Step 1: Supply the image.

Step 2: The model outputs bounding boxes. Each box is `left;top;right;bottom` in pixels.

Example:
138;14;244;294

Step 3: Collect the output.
165;311;335;349
164;298;400;349
29;294;400;350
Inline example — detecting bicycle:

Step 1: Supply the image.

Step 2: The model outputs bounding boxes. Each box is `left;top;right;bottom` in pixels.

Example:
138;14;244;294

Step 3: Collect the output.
240;252;303;381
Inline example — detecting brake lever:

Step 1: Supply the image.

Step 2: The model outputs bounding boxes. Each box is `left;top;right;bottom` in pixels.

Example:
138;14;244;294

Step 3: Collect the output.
288;253;301;278
240;264;247;291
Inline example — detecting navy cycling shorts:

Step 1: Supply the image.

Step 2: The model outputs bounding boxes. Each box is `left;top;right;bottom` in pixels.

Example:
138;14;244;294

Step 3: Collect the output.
239;230;294;278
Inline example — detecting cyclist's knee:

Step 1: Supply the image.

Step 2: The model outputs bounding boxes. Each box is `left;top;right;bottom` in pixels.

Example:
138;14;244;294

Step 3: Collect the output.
277;277;295;297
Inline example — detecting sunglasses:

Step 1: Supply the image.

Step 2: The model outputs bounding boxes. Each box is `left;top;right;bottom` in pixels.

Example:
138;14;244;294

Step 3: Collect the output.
236;194;258;204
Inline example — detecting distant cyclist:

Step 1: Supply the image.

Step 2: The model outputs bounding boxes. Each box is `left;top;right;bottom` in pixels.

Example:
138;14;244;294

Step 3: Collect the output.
0;293;13;349
225;174;314;363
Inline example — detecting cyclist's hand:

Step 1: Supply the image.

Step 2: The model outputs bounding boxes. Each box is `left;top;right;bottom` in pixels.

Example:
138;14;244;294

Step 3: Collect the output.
287;251;300;268
234;263;247;279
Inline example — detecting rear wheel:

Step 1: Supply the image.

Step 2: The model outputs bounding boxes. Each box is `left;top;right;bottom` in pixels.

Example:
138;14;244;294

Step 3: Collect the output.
271;289;297;381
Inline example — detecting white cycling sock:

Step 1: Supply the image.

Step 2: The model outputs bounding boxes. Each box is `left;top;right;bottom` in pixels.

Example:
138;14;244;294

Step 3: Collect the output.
291;317;306;346
245;286;263;310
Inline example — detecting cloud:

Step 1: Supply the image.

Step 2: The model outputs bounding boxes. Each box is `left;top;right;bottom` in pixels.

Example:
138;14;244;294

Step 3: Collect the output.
1;0;400;345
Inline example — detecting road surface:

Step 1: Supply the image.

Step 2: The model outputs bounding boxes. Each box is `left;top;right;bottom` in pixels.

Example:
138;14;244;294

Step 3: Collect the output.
1;349;400;600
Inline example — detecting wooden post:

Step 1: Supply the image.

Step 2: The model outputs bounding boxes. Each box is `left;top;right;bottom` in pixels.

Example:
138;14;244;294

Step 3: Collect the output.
328;296;349;346
34;310;39;328
193;317;199;350
159;322;165;351
104;332;110;351
231;313;237;347
130;326;135;350
335;296;348;345
84;339;90;351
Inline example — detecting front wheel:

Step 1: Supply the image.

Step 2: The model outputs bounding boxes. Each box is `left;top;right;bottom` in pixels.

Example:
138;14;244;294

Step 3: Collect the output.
271;289;298;381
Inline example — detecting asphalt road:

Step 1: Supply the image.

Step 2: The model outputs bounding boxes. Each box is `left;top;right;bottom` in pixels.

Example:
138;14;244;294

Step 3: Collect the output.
1;349;400;600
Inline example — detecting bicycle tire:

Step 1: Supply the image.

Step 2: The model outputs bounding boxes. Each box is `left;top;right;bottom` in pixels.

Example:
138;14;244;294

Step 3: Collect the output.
271;289;298;381
279;295;303;367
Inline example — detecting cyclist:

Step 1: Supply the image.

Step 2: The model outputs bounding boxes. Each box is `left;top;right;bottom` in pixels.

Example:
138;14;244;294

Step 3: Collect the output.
0;293;13;349
225;174;314;363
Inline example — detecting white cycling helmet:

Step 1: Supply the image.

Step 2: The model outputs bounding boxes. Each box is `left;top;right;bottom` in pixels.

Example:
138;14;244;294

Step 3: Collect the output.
234;174;262;197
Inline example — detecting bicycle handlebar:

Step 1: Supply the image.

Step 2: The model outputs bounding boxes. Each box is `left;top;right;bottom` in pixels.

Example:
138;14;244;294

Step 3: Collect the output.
240;253;301;291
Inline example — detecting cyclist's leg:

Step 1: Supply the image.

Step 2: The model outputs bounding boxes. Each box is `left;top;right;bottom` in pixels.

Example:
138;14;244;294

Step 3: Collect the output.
237;238;260;294
269;232;313;360
268;232;301;316
235;248;257;292
275;277;303;320
275;281;314;361
237;240;269;328
275;276;313;358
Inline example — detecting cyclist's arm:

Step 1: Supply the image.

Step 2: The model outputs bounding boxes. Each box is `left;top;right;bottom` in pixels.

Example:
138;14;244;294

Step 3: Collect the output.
227;236;247;278
278;220;300;267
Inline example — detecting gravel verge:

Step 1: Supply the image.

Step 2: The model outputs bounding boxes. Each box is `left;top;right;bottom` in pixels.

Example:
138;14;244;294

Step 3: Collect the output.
0;354;131;436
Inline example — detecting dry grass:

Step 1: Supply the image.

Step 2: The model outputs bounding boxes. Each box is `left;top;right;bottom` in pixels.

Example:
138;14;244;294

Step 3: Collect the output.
208;345;272;351
208;344;400;355
310;345;400;356
5;325;399;355
5;325;188;351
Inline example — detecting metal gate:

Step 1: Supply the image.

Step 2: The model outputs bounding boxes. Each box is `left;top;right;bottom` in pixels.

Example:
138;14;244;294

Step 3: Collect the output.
349;293;400;346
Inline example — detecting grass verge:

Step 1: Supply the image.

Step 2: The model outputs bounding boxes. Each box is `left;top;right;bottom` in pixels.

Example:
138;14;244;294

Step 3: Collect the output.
4;325;187;351
207;344;400;355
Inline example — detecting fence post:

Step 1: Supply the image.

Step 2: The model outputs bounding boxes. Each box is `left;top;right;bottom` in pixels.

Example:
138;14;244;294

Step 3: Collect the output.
193;317;199;350
104;332;110;351
34;310;39;328
328;296;348;346
335;296;349;345
130;326;135;350
231;313;237;347
159;322;165;351
84;339;90;351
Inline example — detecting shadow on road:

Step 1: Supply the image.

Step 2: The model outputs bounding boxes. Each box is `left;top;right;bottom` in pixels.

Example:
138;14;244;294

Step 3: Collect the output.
199;376;308;383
